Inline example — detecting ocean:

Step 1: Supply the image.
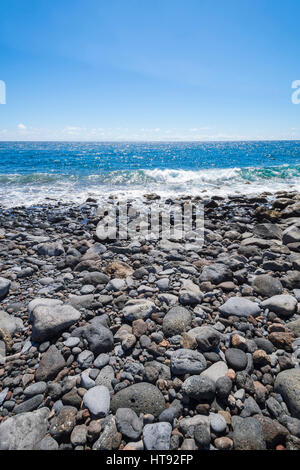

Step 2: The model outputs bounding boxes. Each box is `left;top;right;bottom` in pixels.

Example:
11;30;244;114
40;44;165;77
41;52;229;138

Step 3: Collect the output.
0;140;300;207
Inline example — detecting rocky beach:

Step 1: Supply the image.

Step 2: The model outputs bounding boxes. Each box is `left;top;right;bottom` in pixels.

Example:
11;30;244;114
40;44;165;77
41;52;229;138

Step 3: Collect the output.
0;190;300;451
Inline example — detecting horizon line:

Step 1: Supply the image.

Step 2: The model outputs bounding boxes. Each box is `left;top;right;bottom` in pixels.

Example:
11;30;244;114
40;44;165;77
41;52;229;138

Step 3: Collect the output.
0;139;300;144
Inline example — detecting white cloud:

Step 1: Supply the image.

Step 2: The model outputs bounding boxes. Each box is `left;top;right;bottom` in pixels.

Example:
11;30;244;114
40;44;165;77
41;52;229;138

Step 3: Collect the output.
1;125;299;141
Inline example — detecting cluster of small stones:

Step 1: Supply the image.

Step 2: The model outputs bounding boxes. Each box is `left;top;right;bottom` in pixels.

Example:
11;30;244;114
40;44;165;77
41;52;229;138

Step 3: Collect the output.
0;190;300;450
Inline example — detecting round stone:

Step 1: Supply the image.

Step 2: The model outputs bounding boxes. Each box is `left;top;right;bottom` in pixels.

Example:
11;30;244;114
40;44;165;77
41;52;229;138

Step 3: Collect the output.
253;275;283;297
219;297;261;318
210;413;227;434
111;382;165;418
24;382;47;397
83;386;110;419
94;353;110;369
162;306;192;337
170;349;207;375
215;376;232;399
262;295;297;318
63;337;80;348
225;348;248;371
77;350;94;368
143;422;172;450
182;375;216;402
115;408;143;440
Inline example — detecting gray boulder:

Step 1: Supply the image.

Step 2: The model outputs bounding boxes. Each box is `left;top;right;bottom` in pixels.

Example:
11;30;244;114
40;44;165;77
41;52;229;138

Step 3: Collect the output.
67;294;95;310
0;310;23;335
178;415;210;435
179;279;203;306
143;422;172;450
115;408;143;440
162;306;192;337
281;202;300;218
0;278;10;300
253;274;283;297
49;406;77;441
194;326;222;351
182;375;216;402
0;407;49;450
14;395;44;415
83;385;110;418
36;242;64;256
77;350;94;369
275;369;300;419
31;303;80;342
106;278;126;292
219;297;260;318
36;242;65;256
83;272;110;286
282;225;300;245
201;361;228;383
95;365;115;391
83;323;114;355
111;382;165;418
35;345;66;381
262;294;297;317
34;436;59;450
225;348;248;371
253;223;282;240
170;349;207;375
122;299;156;322
92;415;121;450
287;318;300;337
199;263;232;285
232;417;266;450
28;298;63;319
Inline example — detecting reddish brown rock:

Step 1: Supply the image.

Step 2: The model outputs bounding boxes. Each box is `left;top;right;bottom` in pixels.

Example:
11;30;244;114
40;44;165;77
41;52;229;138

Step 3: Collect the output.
214;436;233;450
269;332;295;352
253;349;271;367
180;332;197;349
132;319;147;337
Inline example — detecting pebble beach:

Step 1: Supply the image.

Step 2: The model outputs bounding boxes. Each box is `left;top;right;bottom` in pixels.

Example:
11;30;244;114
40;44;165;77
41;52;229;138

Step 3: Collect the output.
0;190;300;450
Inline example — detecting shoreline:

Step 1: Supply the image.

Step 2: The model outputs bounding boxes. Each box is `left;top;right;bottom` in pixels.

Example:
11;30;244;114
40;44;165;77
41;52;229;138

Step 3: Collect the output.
0;190;299;450
1;186;300;211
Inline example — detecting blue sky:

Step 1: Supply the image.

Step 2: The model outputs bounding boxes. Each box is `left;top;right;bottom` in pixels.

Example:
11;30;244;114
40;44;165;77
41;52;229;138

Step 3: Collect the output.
0;0;300;141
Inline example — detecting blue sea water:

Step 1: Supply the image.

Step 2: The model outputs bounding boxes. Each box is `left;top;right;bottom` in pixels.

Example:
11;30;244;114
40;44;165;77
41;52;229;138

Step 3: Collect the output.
0;141;300;206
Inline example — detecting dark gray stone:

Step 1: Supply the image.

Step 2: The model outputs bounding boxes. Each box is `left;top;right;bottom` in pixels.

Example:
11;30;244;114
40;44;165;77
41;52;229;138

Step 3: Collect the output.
275;369;300;419
162;306;192;337
34;436;59;450
261;295;297;318
31;303;80;342
225;348;248;371
0;278;11;300
253;274;283;297
233;417;266;450
199;263;232;285
170;349;207;375
182;375;215;402
115;408;143;440
111;382;165;418
83;323;114;355
35;345;66;381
